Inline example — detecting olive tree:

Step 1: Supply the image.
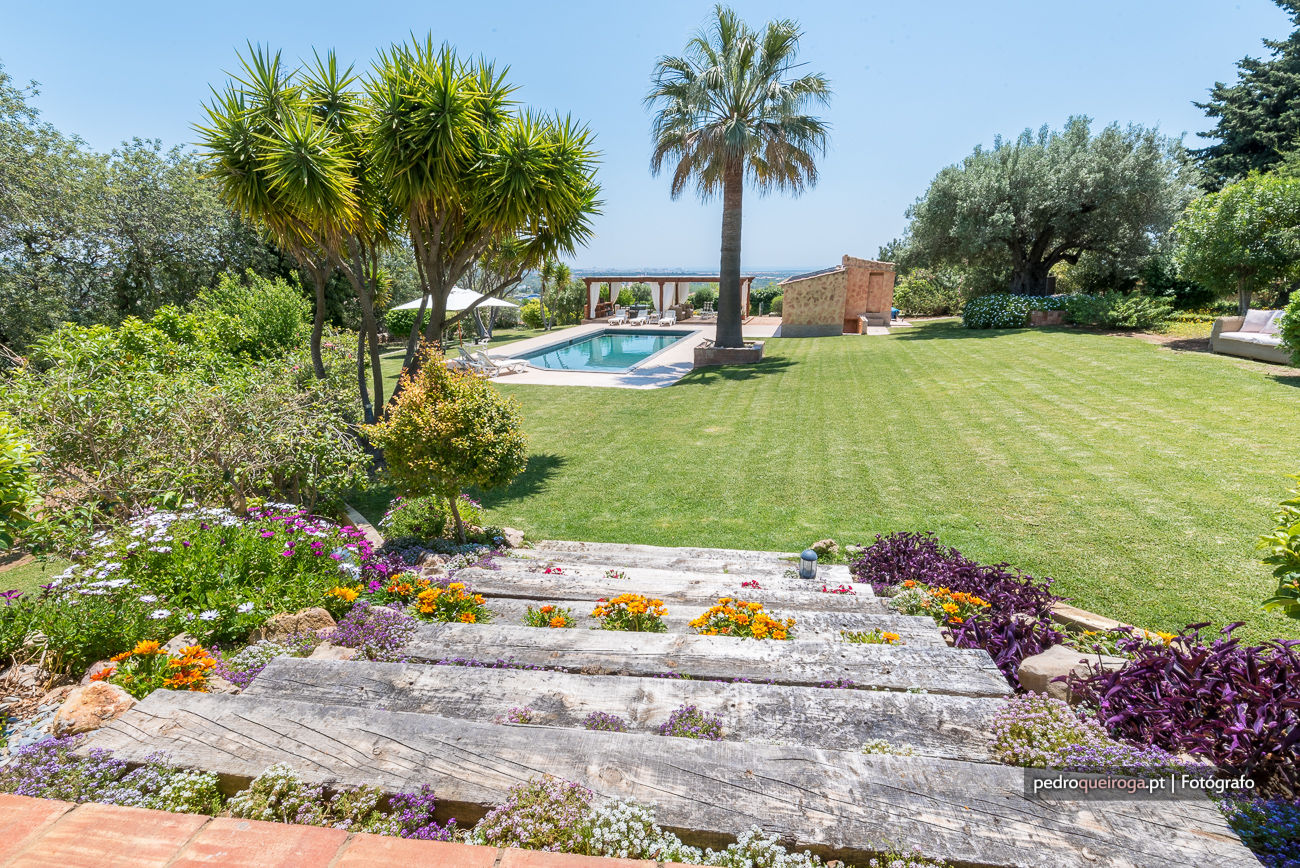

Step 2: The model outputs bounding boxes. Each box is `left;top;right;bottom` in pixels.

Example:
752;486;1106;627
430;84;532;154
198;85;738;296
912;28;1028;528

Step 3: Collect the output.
905;117;1195;296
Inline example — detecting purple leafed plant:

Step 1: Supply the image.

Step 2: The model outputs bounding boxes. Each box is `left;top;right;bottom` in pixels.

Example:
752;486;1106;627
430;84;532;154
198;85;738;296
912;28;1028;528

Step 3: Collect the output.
1068;623;1300;797
849;532;1064;687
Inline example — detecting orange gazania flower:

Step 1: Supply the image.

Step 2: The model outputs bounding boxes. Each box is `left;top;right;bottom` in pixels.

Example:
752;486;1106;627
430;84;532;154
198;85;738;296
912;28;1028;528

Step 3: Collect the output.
459;612;477;623
131;640;164;656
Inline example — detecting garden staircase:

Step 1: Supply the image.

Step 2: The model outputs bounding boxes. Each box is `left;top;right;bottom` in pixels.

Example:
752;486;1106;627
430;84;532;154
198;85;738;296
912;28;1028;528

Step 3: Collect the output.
82;541;1254;868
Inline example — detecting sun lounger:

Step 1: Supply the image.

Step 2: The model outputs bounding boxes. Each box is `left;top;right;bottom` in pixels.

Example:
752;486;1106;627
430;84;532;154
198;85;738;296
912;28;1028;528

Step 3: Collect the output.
608;307;628;325
658;310;677;326
476;350;528;376
628;309;650;326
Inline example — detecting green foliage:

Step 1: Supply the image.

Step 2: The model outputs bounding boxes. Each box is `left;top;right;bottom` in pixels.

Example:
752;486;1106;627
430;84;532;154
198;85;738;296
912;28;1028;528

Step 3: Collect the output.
519;299;545;330
379;494;487;541
1259;474;1300;620
1136;250;1218;311
0;416;41;549
385;306;426;339
1062;292;1173;330
1195;2;1300;185
768;295;783;315
622;283;653;305
893;271;967;316
962;294;1065;329
1283;293;1300;365
2;307;368;519
748;284;783;314
364;349;527;513
686;285;717;308
193;270;309;359
1174;173;1300;312
906;117;1194;295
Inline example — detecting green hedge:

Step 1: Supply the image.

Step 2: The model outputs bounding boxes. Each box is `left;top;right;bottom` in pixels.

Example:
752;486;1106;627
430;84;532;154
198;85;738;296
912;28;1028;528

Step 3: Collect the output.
962;294;1067;329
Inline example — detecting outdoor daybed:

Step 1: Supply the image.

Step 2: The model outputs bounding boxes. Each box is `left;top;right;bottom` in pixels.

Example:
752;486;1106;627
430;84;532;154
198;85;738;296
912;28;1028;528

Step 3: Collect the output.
1210;309;1292;365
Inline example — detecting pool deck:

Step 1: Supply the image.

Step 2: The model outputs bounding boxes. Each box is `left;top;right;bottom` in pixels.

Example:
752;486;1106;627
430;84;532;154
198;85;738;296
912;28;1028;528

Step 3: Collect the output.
484;320;780;388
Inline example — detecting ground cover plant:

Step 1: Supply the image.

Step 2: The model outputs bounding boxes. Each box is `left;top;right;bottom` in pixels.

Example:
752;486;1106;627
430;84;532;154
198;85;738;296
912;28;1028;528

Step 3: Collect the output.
472;320;1300;643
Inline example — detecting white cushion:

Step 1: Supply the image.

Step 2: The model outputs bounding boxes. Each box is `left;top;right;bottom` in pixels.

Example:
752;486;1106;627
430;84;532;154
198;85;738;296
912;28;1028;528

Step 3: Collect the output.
1218;330;1283;347
1262;310;1285;336
1241;309;1274;332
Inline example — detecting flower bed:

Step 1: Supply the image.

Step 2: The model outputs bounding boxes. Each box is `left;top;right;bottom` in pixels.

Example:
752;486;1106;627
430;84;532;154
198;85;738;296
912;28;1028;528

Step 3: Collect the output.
590;594;668;633
689;599;794;640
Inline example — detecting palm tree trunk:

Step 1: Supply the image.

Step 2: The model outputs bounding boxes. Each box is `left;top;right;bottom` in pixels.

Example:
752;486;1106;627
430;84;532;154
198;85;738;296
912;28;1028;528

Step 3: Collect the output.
716;159;745;348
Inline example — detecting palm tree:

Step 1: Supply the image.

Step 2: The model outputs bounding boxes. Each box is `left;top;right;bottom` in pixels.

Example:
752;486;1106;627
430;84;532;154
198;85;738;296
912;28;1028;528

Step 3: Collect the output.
647;6;830;348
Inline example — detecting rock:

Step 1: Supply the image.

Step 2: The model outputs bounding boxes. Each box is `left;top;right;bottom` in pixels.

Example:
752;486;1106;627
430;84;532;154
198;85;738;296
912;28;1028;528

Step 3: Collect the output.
39;685;75;707
1018;644;1127;703
163;632;199;654
418;551;448;568
206;675;241;695
52;683;136;736
80;661;115;686
308;642;357;662
249;607;336;643
418;565;449;581
811;539;839;559
500;527;526;548
2;663;42;690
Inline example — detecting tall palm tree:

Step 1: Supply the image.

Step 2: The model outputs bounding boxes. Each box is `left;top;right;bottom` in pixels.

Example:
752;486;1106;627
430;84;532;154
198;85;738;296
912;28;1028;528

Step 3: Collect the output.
647;6;830;348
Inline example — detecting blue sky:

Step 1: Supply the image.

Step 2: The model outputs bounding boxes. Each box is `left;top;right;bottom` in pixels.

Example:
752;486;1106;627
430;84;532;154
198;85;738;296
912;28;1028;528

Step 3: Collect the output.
2;1;1290;269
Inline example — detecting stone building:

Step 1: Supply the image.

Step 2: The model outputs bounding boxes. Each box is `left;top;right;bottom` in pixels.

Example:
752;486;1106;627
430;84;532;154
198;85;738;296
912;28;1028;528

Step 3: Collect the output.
777;256;896;337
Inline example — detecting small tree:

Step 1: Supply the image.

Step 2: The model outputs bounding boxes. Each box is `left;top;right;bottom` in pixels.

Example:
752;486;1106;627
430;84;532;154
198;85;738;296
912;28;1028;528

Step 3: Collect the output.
1174;173;1300;315
363;348;527;542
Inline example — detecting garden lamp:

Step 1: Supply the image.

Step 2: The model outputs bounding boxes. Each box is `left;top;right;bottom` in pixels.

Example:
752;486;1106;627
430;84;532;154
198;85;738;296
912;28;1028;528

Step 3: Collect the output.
799;549;818;580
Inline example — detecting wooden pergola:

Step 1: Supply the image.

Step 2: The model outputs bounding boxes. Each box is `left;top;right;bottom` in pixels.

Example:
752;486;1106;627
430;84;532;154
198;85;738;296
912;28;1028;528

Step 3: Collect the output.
580;274;755;319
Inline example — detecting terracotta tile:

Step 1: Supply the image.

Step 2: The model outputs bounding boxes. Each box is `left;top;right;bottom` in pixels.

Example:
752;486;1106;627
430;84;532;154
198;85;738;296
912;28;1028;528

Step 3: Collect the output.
333;834;498;867
0;794;75;861
169;816;348;867
6;801;208;868
498;850;653;868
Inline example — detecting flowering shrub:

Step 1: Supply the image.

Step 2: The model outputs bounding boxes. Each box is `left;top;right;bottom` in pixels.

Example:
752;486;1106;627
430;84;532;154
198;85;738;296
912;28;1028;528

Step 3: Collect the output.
658;704;724;740
860;739;914;756
1220;796;1300;868
851;533;1063;687
591;594;668;633
0;504;400;673
523;604;577;629
328;601;416;661
1068;623;1300;795
961;293;1066;329
842;629;902;645
890;582;990;627
1259;473;1300;621
365;572;432;607
690;599;794;640
582;711;629;732
0;736;220;814
991;693;1193;775
413;582;492;624
468;776;593;851
99;640;215;698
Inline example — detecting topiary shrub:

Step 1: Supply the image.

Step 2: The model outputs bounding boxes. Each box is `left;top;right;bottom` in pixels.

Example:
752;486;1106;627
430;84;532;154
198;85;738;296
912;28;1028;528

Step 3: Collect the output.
364;348;527;542
962;293;1067;329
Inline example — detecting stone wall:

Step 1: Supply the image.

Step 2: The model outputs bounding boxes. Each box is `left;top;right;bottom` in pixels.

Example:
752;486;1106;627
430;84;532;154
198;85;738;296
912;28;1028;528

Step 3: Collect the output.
779;255;896;336
842;256;896;319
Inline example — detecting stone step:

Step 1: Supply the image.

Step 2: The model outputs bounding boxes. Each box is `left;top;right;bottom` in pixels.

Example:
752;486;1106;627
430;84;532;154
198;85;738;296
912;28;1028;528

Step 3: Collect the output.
83;691;1254;868
404;622;1011;697
481;597;946;646
493;555;869;597
454;567;885;613
520;541;854;582
245;657;1000;760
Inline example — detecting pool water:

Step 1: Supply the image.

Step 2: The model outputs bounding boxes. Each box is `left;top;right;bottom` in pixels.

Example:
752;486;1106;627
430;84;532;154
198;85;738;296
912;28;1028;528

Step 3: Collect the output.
518;329;694;372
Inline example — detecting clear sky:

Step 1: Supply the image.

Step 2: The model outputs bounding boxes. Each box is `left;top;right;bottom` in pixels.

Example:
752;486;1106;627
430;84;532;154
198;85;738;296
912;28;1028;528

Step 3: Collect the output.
1;1;1290;269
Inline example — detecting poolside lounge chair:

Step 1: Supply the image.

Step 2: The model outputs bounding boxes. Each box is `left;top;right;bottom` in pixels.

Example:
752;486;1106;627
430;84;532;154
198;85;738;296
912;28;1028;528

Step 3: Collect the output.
608;307;628;325
658;310;677;326
628;309;650;326
475;350;528;376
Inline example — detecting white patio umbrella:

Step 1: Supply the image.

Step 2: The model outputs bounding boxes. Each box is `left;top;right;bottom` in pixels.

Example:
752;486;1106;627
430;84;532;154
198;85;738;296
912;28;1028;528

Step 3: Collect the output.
391;288;519;311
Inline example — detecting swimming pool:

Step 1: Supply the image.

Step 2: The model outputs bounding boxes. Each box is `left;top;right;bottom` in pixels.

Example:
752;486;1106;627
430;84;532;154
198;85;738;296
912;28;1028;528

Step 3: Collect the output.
517;329;694;372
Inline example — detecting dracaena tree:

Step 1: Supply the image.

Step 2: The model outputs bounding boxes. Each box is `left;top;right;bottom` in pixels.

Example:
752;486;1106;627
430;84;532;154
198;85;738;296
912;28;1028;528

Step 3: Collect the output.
367;37;601;378
647;6;830;348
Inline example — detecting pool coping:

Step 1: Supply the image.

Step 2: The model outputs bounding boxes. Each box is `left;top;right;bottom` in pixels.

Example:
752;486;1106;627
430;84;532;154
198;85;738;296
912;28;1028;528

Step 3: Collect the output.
515;327;698;374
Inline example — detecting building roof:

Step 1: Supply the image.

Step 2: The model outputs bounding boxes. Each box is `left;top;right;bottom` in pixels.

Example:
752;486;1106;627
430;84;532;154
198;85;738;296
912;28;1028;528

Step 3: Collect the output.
779;265;843;285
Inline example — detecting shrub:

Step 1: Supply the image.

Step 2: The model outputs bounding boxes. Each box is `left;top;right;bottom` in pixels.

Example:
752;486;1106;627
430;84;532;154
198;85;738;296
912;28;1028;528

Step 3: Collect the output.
658;704;723;740
893;272;967;316
689;598;794;640
687;286;718;309
469;775;592;851
850;533;1063;688
1259;473;1300;620
1061;292;1173;330
212;636;317;689
524;604;577;628
0;415;41;549
192;270;309;360
768;295;782;315
379;494;487;542
591;594;668;633
364;348;527;542
1068;623;1300;795
519;299;544;329
1283;293;1300;366
961;293;1066;329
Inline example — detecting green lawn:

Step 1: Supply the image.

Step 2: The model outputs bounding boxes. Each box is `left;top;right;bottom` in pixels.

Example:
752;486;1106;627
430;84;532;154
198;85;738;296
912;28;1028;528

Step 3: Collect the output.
1;557;71;596
441;320;1296;642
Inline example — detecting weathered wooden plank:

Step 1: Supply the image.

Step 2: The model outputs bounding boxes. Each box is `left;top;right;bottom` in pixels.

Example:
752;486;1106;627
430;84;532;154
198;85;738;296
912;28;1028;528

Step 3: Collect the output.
245;658;1001;761
517;542;855;582
480;597;946;646
84;692;1254;868
489;556;869;597
455;568;885;614
405;622;1011;697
